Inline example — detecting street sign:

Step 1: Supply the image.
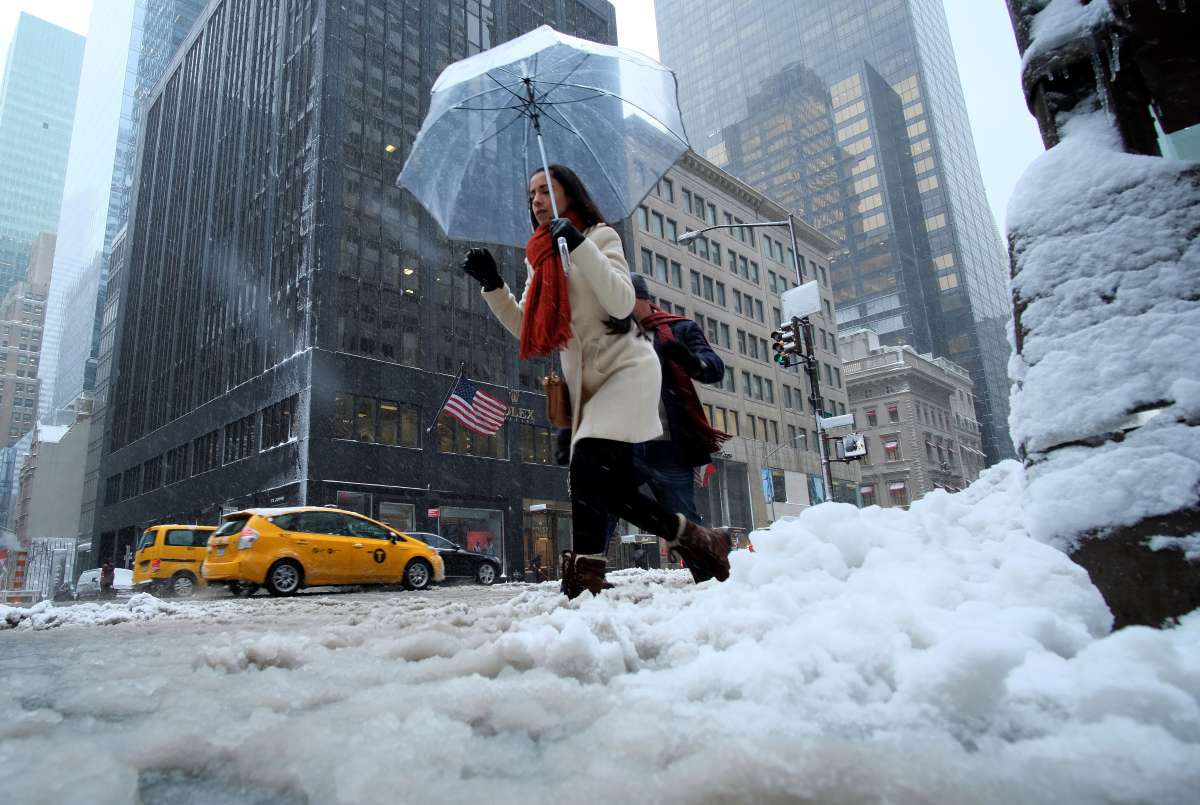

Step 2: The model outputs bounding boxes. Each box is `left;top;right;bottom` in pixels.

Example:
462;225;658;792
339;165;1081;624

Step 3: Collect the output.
819;413;855;430
781;281;821;320
528;503;549;512
427;508;441;518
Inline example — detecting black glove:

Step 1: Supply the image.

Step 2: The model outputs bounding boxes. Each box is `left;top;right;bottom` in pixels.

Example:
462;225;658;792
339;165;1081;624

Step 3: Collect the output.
549;218;586;252
554;428;572;466
661;338;702;374
462;247;503;291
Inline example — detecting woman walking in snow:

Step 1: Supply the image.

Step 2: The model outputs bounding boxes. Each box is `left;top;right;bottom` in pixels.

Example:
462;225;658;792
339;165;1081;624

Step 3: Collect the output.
461;165;731;598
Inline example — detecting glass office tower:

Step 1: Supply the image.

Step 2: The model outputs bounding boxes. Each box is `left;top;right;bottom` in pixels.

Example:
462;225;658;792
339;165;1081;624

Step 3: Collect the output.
656;0;1014;461
0;14;84;299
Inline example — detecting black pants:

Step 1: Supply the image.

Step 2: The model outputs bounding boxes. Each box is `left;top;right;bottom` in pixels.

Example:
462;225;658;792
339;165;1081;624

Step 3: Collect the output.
571;438;681;554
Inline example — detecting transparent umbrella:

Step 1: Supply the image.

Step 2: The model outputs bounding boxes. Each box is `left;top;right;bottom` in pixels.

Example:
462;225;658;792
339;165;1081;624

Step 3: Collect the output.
397;25;691;250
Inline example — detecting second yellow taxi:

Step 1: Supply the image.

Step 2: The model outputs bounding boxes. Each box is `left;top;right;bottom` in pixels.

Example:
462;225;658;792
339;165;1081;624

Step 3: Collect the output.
201;506;445;597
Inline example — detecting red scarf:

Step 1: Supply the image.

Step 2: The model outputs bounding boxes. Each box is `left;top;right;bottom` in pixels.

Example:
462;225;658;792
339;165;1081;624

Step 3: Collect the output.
640;305;731;455
520;209;587;359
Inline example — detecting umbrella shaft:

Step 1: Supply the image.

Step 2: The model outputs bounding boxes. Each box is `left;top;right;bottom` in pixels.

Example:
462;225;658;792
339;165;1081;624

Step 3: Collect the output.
535;129;560;220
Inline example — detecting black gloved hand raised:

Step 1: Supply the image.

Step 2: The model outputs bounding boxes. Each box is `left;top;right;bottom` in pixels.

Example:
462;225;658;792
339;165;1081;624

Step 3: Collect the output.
462;247;503;291
660;337;702;374
549;218;586;252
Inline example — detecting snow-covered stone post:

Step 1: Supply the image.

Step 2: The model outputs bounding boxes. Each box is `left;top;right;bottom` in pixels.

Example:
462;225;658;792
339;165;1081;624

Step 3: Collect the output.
1005;0;1200;628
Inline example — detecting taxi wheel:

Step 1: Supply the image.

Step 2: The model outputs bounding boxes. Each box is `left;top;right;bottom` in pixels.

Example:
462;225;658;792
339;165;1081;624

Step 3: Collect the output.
170;573;197;598
403;559;432;591
476;563;496;586
265;560;303;597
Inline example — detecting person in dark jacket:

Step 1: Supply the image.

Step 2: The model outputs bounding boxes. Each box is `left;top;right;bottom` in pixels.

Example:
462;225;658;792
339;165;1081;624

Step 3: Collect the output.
628;274;729;529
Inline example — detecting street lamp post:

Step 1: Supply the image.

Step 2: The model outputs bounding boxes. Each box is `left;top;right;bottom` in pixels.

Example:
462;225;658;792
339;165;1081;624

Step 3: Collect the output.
679;216;808;285
680;217;835;508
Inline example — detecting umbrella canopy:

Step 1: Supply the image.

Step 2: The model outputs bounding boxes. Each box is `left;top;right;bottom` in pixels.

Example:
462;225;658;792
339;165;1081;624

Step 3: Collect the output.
397;25;690;248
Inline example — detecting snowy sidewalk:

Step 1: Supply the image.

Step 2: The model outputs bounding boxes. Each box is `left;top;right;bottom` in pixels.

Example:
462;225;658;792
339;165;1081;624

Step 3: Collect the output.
2;463;1197;804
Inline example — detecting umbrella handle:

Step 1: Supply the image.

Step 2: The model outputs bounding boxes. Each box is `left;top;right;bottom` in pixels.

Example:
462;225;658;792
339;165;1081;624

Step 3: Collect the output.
557;236;571;273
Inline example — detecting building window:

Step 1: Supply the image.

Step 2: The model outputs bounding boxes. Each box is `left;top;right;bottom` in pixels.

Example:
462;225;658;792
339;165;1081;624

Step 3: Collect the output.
884;438;901;462
193;430;221;475
224;413;257;465
335;392;419;448
888;403;899;423
861;484;876;506
165;444;190;485
690;270;701;296
262;395;298;449
436;414;505;459
889;481;909;507
518;423;554;464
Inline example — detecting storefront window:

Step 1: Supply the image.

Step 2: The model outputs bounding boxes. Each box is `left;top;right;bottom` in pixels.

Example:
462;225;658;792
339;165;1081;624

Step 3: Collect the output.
440;507;504;568
336;491;371;516
378;501;415;532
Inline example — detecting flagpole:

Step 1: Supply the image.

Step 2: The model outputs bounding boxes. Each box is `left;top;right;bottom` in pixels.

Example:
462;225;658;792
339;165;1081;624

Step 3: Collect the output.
427;362;467;433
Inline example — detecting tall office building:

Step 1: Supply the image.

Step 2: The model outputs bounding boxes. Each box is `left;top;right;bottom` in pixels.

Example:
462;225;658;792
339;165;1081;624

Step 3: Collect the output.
93;0;616;569
44;1;206;425
656;0;1015;462
0;14;84;299
42;0;140;425
62;1;207;559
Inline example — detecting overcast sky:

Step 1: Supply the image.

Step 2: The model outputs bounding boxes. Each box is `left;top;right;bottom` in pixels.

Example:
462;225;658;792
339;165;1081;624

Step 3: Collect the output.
2;0;1043;234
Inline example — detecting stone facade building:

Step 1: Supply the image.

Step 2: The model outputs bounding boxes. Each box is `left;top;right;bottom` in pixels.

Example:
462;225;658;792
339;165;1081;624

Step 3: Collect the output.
840;328;981;509
631;151;859;526
0;233;52;448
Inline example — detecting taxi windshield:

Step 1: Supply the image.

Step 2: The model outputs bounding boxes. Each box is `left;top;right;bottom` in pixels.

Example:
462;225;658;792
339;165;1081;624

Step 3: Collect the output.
136;530;157;553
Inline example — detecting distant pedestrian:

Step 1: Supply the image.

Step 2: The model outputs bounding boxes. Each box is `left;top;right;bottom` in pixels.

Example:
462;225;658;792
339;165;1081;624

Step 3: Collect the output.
624;274;732;583
100;560;115;600
632;544;648;570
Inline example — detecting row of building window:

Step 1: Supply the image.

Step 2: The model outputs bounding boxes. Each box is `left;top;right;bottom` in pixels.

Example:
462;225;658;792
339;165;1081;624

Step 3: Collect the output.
103;395;300;504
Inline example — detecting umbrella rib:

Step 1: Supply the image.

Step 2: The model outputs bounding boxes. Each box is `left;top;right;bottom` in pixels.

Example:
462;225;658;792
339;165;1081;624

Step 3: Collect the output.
537;103;626;208
455;102;531;112
532;53;592;102
486;70;534;108
543;82;692;149
475;107;528;145
449;82;526;113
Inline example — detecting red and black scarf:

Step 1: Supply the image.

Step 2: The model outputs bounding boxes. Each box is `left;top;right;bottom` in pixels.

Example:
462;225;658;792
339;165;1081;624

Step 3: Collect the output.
640;305;731;454
520;209;587;359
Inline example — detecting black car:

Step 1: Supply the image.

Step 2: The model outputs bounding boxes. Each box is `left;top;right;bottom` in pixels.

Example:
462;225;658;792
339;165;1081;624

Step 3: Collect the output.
407;532;501;585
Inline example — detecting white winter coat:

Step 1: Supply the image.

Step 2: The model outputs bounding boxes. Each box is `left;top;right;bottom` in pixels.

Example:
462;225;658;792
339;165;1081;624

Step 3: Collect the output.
483;224;663;447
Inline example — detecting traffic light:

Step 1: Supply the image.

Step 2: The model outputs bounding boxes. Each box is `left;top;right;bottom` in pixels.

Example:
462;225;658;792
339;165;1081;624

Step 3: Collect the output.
770;317;802;366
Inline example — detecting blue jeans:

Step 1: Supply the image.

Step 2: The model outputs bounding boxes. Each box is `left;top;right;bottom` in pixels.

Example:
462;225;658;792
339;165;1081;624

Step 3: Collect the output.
605;441;703;550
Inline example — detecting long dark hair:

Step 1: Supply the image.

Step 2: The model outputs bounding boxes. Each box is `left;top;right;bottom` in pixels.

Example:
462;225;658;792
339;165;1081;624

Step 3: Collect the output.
528;164;605;231
528;165;632;335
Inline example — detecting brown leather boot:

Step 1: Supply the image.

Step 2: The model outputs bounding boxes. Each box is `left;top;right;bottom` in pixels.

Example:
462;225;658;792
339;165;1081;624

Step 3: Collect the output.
671;521;732;583
559;551;613;599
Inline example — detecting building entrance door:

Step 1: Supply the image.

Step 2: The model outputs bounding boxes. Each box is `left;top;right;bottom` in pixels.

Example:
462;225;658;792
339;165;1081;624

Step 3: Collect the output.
523;501;571;581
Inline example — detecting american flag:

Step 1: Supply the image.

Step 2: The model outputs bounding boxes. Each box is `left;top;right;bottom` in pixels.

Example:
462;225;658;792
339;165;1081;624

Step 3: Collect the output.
694;463;715;488
442;375;507;436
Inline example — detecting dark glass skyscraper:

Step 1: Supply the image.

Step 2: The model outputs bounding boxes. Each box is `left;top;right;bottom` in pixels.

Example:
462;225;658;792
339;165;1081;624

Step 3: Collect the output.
656;0;1014;462
94;0;616;571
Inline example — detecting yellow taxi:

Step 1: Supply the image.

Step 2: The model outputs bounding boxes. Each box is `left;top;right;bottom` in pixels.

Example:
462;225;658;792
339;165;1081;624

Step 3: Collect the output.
201;506;445;597
132;524;217;597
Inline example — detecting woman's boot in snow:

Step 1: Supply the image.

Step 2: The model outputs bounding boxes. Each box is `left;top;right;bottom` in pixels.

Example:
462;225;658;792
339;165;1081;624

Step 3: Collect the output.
559;551;612;599
668;518;732;583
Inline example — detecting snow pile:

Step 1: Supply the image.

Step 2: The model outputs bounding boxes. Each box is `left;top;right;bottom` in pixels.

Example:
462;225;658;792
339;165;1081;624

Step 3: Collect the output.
1;592;207;631
1018;0;1113;70
2;461;1198;803
1008;111;1200;548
